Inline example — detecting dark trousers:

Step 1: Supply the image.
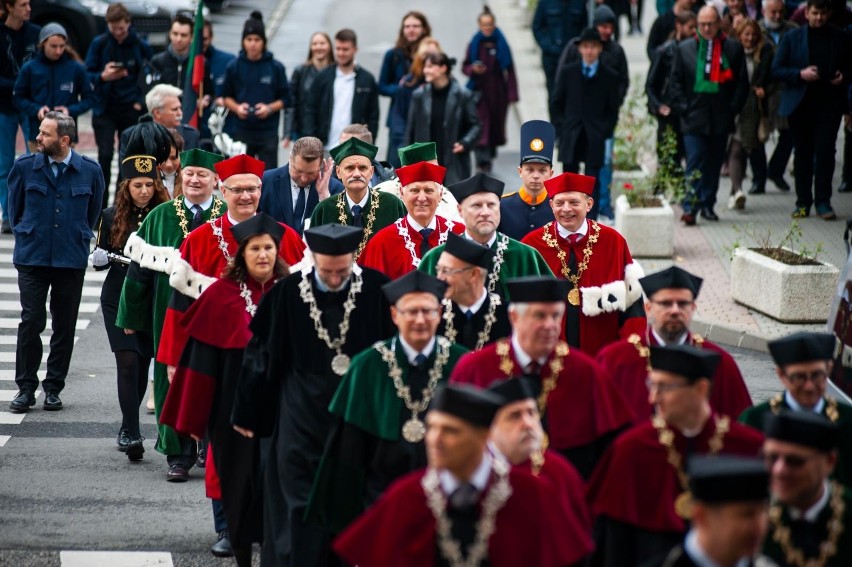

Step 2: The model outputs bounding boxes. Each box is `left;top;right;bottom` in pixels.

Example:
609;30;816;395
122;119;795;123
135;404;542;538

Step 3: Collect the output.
788;102;842;210
543;53;560;114
682;133;727;214
768;127;794;180
166;435;198;468
92;106;142;207
15;265;85;395
563;161;601;220
245;137;279;170
843;124;851;184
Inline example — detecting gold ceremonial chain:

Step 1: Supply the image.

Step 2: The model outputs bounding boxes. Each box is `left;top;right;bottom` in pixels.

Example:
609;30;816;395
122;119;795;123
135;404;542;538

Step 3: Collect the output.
652;413;730;519
421;457;513;567
374;336;452;443
173;197;224;238
769;394;840;423
495;339;569;419
769;481;845;567
440;293;502;351
486;234;509;294
298;268;364;376
629;332;707;372
540;221;601;306
336;190;379;258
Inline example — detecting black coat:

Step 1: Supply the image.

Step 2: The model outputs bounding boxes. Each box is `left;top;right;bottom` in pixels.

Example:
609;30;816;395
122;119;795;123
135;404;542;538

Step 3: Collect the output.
302;64;380;144
405;79;482;184
285;63;322;138
646;39;679;116
551;61;621;167
557;39;630;106
668;35;749;136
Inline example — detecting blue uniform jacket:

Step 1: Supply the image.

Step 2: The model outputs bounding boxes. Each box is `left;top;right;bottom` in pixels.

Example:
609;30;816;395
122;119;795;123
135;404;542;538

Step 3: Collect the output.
221;50;289;141
84;29;152;114
498;191;555;242
8;151;105;268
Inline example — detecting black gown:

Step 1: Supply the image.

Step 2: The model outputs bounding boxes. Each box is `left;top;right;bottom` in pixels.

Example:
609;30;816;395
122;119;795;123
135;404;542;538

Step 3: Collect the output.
436;294;512;351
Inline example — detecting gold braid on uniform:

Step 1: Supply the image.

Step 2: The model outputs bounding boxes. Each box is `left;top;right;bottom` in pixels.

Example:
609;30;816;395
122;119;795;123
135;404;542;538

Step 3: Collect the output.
769;394;840;423
769;481;845;567
540;221;600;306
629;332;707;373
335;190;379;258
173;197;224;238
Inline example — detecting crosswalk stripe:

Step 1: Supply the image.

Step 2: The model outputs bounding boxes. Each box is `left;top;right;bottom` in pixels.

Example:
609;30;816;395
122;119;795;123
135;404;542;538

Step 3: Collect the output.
60;551;174;567
0;300;100;313
0;411;27;424
0;352;47;363
0;318;90;330
0;239;13;249
0;335;75;345
0;435;9;446
0;389;39;401
0;283;101;296
0;267;107;282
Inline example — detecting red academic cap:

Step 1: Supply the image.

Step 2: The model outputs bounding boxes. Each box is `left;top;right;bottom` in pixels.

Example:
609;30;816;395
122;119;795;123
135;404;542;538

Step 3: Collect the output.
396;161;447;187
214;154;266;181
544;172;596;198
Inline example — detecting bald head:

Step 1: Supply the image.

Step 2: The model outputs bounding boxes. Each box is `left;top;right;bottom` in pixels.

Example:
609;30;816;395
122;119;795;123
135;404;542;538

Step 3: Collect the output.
697;5;721;39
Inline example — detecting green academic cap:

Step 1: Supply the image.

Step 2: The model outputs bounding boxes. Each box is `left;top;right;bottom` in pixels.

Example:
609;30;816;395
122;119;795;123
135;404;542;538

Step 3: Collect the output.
329;137;378;163
398;142;437;166
180;148;224;172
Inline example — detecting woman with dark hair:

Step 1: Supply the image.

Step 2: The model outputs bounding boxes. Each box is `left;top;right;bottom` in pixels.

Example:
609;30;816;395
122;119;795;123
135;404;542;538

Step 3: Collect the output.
160;213;287;567
380;11;431;168
92;155;170;460
406;52;481;184
463;5;518;173
159;127;184;199
283;32;335;147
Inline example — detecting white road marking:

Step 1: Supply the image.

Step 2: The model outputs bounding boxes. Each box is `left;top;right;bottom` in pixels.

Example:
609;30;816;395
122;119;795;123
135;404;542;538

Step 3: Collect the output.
60;551;174;566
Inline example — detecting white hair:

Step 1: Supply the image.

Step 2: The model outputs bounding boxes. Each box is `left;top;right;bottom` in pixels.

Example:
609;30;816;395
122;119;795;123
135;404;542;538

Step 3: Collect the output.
145;84;183;112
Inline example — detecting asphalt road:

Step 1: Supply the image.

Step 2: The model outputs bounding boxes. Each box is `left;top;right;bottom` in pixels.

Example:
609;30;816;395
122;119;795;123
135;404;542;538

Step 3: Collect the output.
0;0;783;564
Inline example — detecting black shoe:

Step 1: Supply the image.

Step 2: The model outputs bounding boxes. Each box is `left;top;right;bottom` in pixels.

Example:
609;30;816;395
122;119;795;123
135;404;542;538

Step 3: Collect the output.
748;183;765;195
1;220;10;234
117;428;130;452
166;464;189;482
196;439;207;469
43;392;63;411
9;390;35;413
700;208;719;221
839;181;851;193
126;437;145;462
211;531;233;557
769;175;791;192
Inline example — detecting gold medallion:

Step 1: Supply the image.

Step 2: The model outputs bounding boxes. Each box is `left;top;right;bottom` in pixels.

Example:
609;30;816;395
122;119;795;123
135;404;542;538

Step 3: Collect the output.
530;138;544;152
567;287;580;306
675;491;693;519
402;417;426;443
331;353;350;376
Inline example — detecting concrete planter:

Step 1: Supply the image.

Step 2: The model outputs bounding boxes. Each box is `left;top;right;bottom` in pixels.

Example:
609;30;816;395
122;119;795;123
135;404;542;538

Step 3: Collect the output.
614;194;675;258
730;247;840;323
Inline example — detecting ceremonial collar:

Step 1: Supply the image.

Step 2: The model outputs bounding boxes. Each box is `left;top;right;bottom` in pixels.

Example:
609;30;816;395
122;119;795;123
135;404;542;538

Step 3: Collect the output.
684;528;751;567
789;480;832;523
457;287;488;314
784;390;826;414
556;219;588;240
399;334;437;365
406;213;437;232
511;334;548;368
184;194;214;211
465;230;497;248
439;450;493;496
652;328;689;346
345;190;369;210
519;186;547;206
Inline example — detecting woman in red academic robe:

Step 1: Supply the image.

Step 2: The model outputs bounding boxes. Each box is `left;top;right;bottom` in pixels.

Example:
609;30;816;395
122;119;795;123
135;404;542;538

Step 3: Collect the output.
160;213;288;567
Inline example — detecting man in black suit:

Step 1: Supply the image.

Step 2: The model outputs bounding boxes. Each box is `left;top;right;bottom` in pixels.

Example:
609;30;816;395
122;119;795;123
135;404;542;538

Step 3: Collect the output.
772;0;851;220
302;28;380;148
259;136;343;235
550;27;620;220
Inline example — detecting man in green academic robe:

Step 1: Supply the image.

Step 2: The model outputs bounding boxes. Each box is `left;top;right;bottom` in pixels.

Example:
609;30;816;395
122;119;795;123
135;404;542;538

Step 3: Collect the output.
306;270;468;533
116;148;225;482
740;332;852;488
419;172;552;299
308;137;405;260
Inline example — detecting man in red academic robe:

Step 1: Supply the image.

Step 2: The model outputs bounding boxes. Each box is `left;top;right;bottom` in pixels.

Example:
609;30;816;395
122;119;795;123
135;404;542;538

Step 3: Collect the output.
450;276;634;478
333;383;575;567
359;161;464;279
586;344;764;567
487;376;595;566
597;266;752;420
521;171;645;356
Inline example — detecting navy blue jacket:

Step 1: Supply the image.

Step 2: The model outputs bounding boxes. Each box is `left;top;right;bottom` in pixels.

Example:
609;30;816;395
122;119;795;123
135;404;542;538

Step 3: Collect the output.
14;52;96;141
8;151;105;268
532;0;588;59
771;24;852;117
84;29;152;114
221;50;289;141
259;165;343;235
0;21;41;114
203;45;237;137
498;192;555;242
379;47;410;129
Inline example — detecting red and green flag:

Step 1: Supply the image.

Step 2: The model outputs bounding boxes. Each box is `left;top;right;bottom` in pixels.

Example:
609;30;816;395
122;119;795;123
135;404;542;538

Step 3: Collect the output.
182;0;206;128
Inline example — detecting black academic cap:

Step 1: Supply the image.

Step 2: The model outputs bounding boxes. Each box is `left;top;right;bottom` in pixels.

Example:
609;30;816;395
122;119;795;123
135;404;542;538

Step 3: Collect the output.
639;266;703;299
487;376;540;405
447;173;505;204
520;120;555;165
382;270;448;304
124;114;176;164
649;344;721;382
230;213;284;246
443;232;493;269
764;410;840;452
506;276;571;304
429;384;504;428
304;224;364;255
688;455;769;504
768;332;836;367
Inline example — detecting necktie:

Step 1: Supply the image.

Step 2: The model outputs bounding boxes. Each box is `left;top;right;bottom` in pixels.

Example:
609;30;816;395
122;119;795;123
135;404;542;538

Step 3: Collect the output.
351;204;363;227
464;309;473;320
584;66;592;78
524;361;541;376
190;204;203;231
414;353;427;367
449;482;479;510
419;228;434;257
54;162;66;180
293;187;307;230
568;233;582;244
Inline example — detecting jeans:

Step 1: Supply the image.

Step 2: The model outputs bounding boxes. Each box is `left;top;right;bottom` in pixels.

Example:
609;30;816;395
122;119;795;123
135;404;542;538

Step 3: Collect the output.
212;498;227;533
386;129;406;169
14;265;85;395
598;137;614;218
682;133;728;214
0;112;30;223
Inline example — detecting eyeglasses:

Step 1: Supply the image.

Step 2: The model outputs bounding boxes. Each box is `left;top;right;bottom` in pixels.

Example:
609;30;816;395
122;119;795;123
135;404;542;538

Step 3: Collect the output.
651;300;695;310
764;452;811;469
645;379;691;394
223;184;261;195
396;307;440;320
435;266;474;277
784;370;828;385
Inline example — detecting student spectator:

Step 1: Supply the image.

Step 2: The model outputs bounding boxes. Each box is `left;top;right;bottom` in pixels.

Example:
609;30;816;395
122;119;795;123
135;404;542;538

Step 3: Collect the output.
282;32;334;147
146;13;193;90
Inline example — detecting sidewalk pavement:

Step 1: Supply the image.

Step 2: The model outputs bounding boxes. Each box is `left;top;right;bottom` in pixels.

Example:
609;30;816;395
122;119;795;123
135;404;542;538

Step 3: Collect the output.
492;0;845;351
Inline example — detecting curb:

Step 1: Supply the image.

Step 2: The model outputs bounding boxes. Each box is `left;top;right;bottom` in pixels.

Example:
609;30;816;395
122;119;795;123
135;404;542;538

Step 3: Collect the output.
691;318;771;353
